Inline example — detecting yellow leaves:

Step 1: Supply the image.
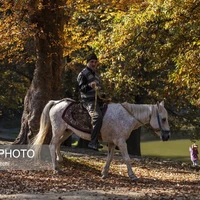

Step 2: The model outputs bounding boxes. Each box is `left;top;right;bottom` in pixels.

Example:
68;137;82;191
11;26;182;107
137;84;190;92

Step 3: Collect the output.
169;49;200;105
193;40;200;46
0;4;30;64
0;0;199;108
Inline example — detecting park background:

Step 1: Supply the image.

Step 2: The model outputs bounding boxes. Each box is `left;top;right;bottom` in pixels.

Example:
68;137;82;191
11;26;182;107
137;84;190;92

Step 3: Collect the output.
0;0;199;149
0;0;199;159
0;1;200;199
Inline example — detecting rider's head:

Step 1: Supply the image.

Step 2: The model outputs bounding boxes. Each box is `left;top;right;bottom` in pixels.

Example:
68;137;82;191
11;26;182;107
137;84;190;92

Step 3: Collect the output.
87;53;98;71
87;53;98;63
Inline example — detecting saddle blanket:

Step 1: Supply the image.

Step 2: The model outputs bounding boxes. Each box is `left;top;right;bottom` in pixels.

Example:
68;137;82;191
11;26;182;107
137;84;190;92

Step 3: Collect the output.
62;101;107;134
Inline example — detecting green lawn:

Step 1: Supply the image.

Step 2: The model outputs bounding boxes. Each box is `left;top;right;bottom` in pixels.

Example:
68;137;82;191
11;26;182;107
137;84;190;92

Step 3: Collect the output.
141;139;197;163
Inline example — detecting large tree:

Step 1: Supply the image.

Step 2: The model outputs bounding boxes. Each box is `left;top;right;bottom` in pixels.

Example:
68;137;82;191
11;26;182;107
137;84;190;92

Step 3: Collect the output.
13;0;65;144
1;0;199;146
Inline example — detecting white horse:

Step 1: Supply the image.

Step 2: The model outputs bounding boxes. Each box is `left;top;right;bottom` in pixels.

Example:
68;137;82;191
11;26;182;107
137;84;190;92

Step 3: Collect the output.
32;100;170;181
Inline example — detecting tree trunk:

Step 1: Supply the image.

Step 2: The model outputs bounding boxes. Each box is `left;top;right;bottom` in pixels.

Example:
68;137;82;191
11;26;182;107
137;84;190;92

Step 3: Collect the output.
77;138;89;148
13;0;65;144
126;128;141;156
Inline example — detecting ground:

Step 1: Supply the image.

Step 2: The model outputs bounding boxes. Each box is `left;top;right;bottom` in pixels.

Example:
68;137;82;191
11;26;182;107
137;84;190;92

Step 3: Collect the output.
0;140;199;200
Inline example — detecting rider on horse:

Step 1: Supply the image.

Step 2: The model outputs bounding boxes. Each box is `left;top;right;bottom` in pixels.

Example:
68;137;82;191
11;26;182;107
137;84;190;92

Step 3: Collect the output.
77;53;103;151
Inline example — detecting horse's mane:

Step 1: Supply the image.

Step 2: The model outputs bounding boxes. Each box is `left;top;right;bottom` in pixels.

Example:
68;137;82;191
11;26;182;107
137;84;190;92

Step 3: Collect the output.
121;102;153;120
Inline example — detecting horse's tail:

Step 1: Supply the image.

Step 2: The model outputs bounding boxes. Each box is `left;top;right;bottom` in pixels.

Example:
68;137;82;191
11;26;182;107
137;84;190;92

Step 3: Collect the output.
31;100;56;157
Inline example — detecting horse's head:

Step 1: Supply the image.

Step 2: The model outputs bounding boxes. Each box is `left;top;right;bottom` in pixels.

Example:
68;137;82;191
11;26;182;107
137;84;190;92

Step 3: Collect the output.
150;101;170;141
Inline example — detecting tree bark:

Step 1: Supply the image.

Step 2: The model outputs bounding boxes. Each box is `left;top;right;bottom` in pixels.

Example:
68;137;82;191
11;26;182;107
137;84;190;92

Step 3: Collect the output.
13;0;65;144
126;128;141;156
77;138;89;148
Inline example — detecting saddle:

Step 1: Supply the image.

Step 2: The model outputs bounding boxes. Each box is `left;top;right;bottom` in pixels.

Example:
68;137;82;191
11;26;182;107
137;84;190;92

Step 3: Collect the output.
62;100;108;134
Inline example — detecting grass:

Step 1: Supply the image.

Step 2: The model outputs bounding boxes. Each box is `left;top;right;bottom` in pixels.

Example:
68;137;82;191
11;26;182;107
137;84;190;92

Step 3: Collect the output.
71;139;196;163
141;139;197;163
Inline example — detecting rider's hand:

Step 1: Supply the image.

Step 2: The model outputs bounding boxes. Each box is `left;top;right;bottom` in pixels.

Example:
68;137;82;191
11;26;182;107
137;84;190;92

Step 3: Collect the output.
90;82;97;89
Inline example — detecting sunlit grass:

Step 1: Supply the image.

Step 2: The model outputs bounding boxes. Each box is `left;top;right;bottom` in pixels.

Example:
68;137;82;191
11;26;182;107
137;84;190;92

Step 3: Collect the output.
71;139;197;163
141;139;197;162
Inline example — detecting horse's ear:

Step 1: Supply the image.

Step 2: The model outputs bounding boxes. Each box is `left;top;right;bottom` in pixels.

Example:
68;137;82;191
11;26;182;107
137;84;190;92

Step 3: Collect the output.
157;101;164;109
160;100;164;107
156;101;160;110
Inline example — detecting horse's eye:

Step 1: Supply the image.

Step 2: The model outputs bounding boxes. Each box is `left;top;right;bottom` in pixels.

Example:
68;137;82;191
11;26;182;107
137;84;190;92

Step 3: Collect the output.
162;118;166;122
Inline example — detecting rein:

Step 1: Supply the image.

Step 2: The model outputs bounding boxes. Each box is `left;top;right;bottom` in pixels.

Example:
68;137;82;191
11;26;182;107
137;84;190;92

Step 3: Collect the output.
120;103;149;128
92;87;111;123
94;86;111;112
121;103;165;134
156;111;169;134
156;111;163;132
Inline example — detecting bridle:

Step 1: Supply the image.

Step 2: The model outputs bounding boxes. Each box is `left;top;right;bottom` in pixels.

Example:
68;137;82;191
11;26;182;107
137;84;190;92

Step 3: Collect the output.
121;103;170;136
156;110;170;135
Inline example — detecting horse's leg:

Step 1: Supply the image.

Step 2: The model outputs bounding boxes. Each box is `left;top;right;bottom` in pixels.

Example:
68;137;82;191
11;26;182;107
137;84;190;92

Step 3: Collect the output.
101;143;115;179
56;130;73;162
117;140;139;181
49;128;64;173
49;136;60;172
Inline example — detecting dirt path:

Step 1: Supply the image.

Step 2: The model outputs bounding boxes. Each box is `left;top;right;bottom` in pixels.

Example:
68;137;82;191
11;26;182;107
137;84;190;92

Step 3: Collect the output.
0;143;144;199
0;190;145;200
0;141;199;199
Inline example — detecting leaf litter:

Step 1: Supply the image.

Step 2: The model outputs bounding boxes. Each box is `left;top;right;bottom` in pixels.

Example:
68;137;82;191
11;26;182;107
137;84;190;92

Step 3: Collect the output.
0;146;199;199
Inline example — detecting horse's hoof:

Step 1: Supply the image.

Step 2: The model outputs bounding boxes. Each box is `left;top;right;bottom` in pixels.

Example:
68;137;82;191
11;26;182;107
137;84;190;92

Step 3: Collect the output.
130;176;139;182
57;170;65;175
56;157;63;163
101;174;108;179
54;169;65;175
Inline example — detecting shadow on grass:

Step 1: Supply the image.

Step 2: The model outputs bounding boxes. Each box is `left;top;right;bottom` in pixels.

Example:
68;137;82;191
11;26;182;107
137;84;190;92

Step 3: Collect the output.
142;155;190;162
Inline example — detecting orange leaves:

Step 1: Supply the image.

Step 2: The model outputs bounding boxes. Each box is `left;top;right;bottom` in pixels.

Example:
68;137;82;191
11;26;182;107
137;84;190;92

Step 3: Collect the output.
0;147;200;199
1;0;200;109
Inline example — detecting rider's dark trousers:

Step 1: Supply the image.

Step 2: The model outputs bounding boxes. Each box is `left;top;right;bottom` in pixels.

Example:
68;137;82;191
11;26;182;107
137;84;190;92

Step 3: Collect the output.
83;101;103;144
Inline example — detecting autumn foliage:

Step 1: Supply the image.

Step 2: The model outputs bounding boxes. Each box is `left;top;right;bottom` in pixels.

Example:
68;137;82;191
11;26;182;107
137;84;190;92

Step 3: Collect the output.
0;0;199;136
